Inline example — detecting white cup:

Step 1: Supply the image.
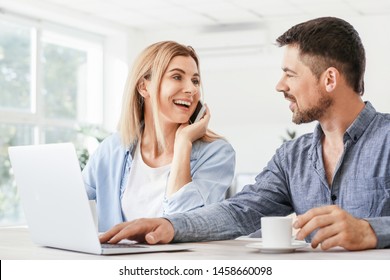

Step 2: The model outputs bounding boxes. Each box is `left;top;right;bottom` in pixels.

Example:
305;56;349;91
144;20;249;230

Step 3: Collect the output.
261;216;292;248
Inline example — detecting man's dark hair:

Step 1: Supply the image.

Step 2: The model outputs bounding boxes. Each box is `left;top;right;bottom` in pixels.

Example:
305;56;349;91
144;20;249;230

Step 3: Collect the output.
276;17;365;95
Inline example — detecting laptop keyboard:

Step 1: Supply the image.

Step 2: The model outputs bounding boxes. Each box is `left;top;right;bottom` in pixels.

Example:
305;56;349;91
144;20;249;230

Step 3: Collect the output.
101;243;148;249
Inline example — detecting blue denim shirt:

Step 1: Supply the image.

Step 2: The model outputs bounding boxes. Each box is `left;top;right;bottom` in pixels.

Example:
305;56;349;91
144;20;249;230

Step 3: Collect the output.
82;133;235;232
168;102;390;249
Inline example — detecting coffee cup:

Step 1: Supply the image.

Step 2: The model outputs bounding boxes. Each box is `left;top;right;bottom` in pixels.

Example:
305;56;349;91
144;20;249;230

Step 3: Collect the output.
261;216;292;248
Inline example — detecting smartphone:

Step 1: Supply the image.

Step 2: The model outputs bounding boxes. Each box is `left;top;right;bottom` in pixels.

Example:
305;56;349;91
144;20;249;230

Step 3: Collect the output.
189;100;206;124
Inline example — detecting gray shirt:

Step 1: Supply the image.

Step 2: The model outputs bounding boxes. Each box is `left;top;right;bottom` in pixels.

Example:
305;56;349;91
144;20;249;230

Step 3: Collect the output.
167;101;390;249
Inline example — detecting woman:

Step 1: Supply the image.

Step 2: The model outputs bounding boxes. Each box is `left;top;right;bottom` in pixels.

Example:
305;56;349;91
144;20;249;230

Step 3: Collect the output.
82;41;235;232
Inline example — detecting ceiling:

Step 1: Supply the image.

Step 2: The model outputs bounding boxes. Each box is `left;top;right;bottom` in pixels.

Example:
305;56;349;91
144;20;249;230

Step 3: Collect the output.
2;0;390;32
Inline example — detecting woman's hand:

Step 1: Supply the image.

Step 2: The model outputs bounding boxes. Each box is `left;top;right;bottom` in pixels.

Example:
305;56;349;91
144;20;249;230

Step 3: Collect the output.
175;104;210;146
166;104;210;197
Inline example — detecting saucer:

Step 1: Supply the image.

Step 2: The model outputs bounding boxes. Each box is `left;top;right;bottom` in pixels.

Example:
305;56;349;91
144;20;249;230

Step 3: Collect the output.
235;236;262;242
246;241;309;253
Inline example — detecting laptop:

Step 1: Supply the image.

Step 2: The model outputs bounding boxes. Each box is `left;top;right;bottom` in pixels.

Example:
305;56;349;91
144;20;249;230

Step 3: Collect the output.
8;143;189;255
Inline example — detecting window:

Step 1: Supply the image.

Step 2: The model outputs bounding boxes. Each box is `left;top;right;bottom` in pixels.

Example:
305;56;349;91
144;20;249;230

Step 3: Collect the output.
0;15;104;225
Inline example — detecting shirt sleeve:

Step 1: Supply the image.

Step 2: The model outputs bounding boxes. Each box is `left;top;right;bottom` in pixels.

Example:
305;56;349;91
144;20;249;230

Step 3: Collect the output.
366;217;390;248
166;144;294;242
162;139;236;215
81;133;122;201
82;146;100;200
80;133;129;231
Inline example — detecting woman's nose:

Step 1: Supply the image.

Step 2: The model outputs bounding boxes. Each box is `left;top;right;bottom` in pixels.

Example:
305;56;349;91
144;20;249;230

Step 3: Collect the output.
184;82;198;96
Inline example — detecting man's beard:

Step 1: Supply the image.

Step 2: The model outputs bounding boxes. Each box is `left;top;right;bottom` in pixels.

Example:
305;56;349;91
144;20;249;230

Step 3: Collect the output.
291;92;333;124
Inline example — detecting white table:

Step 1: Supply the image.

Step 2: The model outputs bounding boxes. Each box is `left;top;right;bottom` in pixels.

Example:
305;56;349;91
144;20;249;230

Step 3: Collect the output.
1;227;389;260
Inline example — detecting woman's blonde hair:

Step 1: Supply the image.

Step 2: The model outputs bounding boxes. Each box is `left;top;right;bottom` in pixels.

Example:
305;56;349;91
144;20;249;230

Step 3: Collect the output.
118;41;221;150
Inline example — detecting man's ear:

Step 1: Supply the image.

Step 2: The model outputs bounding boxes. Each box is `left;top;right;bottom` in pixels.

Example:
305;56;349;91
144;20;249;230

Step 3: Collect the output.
324;67;339;92
137;79;150;98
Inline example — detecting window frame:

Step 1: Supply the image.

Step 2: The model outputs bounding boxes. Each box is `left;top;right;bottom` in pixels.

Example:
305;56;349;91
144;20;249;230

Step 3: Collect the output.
0;13;104;144
0;12;104;226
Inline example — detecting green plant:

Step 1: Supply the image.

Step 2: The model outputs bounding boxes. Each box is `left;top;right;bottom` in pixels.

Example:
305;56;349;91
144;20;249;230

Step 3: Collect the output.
0;123;110;224
281;129;297;143
75;124;110;169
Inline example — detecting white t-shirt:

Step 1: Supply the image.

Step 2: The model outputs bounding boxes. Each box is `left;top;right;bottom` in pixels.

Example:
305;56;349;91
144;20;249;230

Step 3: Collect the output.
121;142;171;221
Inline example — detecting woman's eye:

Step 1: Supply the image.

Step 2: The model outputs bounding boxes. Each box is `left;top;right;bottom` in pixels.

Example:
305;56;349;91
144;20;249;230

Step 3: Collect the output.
173;75;181;80
192;79;200;86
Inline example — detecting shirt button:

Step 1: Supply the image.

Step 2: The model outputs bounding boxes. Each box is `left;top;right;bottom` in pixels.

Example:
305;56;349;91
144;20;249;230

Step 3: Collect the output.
331;194;337;201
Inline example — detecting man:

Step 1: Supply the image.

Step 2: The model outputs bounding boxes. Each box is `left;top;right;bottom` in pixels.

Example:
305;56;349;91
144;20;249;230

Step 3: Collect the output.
100;17;390;251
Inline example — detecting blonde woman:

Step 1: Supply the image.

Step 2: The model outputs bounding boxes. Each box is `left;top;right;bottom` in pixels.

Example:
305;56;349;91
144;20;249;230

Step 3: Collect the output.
83;41;235;232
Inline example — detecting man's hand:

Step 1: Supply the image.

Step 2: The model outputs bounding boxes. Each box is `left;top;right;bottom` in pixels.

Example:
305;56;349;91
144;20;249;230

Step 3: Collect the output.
99;218;175;245
294;205;377;250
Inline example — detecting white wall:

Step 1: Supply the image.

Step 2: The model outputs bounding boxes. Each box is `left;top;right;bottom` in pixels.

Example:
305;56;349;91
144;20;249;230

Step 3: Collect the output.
4;2;390;175
2;3;390;185
122;15;390;175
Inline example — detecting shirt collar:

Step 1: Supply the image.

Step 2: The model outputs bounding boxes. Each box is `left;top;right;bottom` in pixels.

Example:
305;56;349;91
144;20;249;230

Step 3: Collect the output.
345;101;376;143
309;101;377;155
309;122;323;159
125;122;145;159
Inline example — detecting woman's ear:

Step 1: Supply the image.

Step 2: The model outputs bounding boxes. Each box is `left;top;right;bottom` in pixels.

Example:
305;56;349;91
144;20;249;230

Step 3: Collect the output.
137;79;150;98
324;67;338;92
